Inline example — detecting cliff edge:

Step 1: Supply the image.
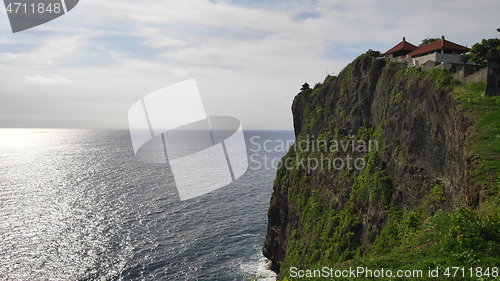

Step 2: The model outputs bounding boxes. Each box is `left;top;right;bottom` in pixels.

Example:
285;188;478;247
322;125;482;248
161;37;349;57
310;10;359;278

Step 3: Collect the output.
263;52;500;278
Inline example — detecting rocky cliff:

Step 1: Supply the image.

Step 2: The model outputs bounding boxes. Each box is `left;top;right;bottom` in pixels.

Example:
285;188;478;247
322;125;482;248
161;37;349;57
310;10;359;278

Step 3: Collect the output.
262;52;500;277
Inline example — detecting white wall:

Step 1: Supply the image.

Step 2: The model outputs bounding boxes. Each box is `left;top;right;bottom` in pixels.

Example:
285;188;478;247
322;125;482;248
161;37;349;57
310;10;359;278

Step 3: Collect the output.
412;52;462;67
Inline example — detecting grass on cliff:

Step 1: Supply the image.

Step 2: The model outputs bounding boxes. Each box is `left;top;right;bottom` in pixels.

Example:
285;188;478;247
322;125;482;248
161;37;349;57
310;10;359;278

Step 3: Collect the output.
279;80;500;281
453;82;500;186
349;81;500;280
276;55;500;280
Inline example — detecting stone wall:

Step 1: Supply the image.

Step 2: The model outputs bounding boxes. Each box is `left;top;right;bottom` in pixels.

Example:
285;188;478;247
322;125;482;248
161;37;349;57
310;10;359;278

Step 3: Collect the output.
453;67;488;84
412;52;462;67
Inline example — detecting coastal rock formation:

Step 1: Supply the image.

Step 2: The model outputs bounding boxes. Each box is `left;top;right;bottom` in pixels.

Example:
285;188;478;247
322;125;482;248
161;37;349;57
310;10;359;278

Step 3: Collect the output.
262;53;493;275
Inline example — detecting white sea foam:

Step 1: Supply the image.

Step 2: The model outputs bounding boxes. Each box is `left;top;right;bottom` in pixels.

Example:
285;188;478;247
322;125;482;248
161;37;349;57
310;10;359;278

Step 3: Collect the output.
255;257;277;281
240;252;277;281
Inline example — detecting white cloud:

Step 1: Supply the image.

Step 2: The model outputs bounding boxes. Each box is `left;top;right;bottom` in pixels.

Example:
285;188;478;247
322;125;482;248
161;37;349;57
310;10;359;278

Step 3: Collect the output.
0;33;94;68
2;0;500;129
170;68;189;76
135;26;190;49
23;75;73;85
3;52;17;59
82;0;291;32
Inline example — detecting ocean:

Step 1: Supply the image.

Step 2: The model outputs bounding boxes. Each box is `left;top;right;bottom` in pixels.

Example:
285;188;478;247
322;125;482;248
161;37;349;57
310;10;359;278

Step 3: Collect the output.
0;129;294;280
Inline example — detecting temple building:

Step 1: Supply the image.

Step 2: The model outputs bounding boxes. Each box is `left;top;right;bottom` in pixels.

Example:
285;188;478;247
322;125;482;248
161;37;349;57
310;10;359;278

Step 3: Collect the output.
407;36;470;71
382;36;480;75
382;35;496;92
381;37;418;61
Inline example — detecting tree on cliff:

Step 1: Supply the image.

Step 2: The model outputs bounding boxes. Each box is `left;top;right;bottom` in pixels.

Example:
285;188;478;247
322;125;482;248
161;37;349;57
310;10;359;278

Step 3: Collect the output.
418;37;440;47
460;38;500;67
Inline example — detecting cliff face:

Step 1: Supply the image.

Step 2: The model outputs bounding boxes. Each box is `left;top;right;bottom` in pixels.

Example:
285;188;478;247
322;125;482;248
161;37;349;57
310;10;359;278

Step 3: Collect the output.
263;53;492;274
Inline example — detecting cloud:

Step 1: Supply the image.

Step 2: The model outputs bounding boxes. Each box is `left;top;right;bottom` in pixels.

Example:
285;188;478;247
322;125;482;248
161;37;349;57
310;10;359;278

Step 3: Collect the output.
2;0;500;129
1;34;88;67
135;26;190;49
23;74;73;85
83;0;290;31
170;68;189;76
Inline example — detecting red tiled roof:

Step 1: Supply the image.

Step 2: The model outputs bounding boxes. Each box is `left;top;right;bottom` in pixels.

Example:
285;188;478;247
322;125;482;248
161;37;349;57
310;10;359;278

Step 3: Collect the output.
383;38;418;56
407;37;469;57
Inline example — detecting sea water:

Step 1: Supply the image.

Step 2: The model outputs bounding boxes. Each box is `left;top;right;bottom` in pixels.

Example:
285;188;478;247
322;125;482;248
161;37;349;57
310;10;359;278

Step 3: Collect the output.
0;129;293;280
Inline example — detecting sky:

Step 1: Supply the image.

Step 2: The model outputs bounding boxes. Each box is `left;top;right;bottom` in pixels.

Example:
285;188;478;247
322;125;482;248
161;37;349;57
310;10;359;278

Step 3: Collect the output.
0;0;499;130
